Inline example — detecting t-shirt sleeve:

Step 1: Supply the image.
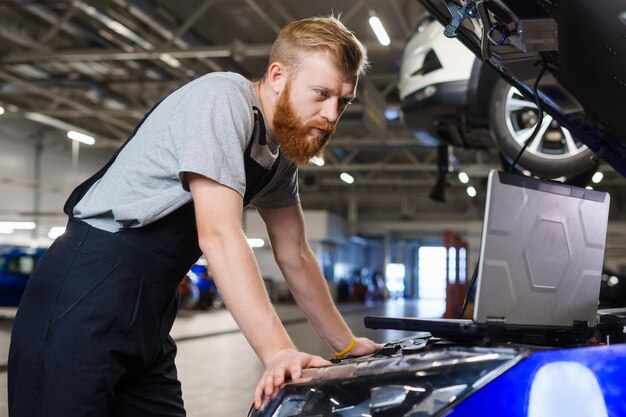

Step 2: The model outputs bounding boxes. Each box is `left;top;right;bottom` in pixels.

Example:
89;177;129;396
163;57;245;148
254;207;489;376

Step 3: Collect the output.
172;75;253;196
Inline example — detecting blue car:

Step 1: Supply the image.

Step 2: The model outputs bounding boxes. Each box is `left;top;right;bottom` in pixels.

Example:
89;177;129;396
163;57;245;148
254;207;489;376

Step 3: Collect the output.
249;335;626;417
0;247;47;306
179;264;223;310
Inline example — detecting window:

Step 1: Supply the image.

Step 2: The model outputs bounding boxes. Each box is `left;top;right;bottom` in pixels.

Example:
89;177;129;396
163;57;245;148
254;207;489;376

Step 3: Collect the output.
459;247;467;284
385;263;406;298
418;246;447;299
448;247;457;284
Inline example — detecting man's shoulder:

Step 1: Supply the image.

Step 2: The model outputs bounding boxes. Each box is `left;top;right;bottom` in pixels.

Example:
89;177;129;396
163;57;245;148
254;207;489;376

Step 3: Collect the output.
162;72;256;120
188;72;253;95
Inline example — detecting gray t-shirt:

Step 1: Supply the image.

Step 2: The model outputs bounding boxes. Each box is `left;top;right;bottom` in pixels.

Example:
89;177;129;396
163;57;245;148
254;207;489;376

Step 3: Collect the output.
73;72;299;232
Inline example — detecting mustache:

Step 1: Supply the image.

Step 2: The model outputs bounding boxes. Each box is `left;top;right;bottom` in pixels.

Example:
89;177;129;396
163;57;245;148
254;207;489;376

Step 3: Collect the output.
307;121;336;136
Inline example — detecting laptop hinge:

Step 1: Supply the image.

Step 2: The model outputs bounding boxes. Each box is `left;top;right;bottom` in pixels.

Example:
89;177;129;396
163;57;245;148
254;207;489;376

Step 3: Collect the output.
486;317;506;327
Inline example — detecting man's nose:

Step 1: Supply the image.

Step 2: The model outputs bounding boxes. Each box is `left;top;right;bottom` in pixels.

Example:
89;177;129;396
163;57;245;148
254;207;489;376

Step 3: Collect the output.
320;100;341;124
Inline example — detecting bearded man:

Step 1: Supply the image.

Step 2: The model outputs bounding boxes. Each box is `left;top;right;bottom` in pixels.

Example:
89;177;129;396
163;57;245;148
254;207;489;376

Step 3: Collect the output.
8;15;381;417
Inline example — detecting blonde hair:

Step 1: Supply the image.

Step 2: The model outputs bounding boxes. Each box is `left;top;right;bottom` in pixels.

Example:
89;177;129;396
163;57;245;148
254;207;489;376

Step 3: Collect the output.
269;15;369;78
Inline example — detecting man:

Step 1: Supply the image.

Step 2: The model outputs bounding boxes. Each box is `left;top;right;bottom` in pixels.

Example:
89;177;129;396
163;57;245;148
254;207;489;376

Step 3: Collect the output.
8;16;381;416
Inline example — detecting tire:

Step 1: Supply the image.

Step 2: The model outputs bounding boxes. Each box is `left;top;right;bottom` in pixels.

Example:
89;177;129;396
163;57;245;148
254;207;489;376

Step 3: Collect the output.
499;154;596;187
489;79;597;178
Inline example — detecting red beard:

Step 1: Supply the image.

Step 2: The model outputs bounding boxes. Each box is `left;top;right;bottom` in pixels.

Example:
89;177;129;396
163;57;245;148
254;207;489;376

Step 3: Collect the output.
272;81;336;165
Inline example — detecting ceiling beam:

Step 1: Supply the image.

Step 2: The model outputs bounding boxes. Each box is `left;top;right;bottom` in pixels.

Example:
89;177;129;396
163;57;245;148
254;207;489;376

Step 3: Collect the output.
1;41;404;63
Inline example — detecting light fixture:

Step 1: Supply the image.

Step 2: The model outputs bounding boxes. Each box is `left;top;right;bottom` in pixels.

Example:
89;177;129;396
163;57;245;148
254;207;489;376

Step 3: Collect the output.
48;227;66;240
458;172;469;184
384;107;400;121
466;186;477;198
340;172;355;184
67;130;96;145
310;156;325;166
158;53;182;69
25;112;98;144
0;225;13;234
586;186;594;191
592;171;604;184
247;238;265;248
0;106;5;116
368;15;391;46
0;221;36;230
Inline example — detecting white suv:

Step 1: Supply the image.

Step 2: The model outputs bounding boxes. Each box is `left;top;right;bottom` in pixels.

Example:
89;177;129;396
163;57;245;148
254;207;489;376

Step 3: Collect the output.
400;17;597;181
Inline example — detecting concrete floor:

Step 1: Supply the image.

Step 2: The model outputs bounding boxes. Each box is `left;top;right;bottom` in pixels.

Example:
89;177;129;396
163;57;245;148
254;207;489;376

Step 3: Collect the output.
0;298;444;416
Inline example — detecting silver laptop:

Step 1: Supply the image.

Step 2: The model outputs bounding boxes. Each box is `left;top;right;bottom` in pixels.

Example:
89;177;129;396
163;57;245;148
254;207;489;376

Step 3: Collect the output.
474;169;610;327
365;170;611;344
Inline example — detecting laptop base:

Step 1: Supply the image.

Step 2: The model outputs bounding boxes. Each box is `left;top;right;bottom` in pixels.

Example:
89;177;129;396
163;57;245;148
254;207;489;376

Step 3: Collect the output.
364;316;594;347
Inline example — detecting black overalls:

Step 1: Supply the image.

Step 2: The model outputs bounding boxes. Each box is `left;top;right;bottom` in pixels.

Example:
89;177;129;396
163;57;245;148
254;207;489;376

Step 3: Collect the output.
8;105;279;417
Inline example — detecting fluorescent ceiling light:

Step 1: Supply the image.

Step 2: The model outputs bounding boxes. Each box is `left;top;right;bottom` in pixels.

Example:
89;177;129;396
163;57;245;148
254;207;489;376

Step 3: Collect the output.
310;156;325;166
384;107;400;121
0;106;5;116
466;186;477;198
458;172;469;184
592;171;604;184
0;226;13;234
369;16;391;46
247;238;265;248
67;130;96;145
0;221;36;230
25;112;77;131
25;112;98;143
340;172;355;184
48;226;66;240
159;53;182;68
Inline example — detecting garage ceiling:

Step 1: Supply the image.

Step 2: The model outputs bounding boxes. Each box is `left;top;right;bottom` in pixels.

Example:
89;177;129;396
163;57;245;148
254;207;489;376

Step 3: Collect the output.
0;0;624;228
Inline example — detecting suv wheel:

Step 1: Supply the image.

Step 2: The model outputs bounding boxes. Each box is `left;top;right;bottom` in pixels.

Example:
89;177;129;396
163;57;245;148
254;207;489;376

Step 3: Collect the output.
489;79;597;179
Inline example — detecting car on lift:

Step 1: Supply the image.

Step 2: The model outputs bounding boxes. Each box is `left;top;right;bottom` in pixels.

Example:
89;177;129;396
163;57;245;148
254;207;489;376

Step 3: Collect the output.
399;16;598;182
0;247;47;306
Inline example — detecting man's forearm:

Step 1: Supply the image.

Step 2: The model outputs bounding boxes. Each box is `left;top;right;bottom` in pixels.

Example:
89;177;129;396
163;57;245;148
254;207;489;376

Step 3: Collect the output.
278;245;354;353
201;229;295;365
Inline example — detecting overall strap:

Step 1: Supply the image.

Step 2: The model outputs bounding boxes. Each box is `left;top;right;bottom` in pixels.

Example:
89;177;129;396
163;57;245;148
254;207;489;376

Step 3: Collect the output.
244;106;267;154
243;106;280;206
63;101;163;216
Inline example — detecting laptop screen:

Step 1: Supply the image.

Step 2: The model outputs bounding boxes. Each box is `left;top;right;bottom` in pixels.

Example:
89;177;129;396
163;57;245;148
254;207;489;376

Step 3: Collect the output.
473;171;610;327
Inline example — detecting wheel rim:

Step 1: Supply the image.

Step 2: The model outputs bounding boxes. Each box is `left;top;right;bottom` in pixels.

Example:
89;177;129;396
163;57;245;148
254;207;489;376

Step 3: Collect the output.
504;87;588;160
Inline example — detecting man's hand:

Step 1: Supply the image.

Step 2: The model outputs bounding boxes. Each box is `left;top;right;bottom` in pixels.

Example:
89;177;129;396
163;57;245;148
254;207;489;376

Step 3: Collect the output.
254;348;330;410
343;337;383;358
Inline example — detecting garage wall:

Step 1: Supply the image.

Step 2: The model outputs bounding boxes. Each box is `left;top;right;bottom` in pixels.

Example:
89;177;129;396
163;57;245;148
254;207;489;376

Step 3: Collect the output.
0;123;110;247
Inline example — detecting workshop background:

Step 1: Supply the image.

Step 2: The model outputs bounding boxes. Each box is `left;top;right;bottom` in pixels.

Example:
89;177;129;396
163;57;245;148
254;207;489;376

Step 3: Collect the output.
1;1;626;416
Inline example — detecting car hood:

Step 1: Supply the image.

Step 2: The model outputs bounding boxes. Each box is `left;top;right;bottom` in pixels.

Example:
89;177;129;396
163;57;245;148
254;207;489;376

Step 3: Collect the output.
417;0;626;177
250;336;528;416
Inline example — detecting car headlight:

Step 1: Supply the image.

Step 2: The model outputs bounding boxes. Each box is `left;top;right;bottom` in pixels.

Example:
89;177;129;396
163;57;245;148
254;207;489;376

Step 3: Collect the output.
251;347;522;417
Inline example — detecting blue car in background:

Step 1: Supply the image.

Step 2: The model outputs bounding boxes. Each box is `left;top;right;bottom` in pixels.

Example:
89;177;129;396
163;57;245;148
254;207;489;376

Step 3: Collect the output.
179;264;223;310
0;247;47;306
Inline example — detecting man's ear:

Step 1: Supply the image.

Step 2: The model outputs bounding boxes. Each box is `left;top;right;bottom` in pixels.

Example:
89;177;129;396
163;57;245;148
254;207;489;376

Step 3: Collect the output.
267;62;287;94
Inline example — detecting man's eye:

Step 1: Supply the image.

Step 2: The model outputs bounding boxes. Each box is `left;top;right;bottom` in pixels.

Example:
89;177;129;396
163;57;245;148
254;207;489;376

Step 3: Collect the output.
316;90;328;98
